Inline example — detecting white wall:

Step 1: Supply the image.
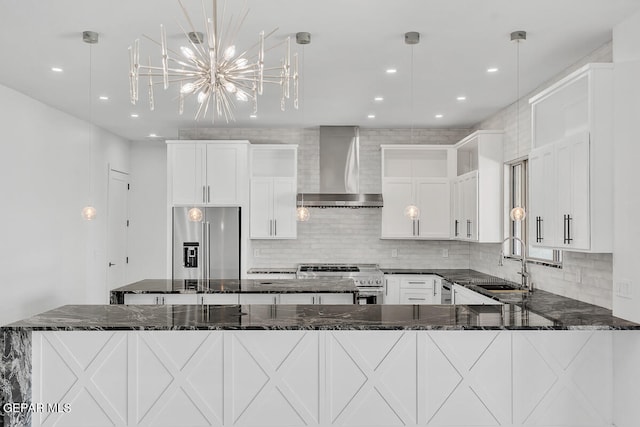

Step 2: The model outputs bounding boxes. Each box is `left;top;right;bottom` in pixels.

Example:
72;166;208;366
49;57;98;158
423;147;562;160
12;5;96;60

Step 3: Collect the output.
612;9;640;324
0;84;130;325
127;141;167;281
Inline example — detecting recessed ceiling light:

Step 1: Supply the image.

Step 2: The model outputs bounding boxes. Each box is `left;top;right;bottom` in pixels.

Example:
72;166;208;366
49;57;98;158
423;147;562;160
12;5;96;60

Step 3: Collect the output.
249;114;257;119
51;67;63;72
99;96;109;101
367;114;376;119
435;114;444;119
374;96;384;102
148;133;157;137
487;67;499;73
456;96;467;101
130;113;139;118
386;68;397;74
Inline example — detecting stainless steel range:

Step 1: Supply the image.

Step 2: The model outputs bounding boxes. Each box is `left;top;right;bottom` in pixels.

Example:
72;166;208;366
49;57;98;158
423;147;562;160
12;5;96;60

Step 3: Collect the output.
296;263;384;304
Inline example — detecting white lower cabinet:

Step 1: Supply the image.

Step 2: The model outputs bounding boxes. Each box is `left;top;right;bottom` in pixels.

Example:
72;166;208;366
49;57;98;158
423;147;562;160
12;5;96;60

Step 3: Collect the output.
383;274;442;304
239;293;279;304
32;330;615;426
279;293;354;304
201;293;239;304
451;283;502;305
123;293;198;305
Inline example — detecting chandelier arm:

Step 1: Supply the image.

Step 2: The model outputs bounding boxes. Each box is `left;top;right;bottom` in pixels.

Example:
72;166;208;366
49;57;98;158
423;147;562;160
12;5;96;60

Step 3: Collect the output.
142;34;186;62
176;22;209;60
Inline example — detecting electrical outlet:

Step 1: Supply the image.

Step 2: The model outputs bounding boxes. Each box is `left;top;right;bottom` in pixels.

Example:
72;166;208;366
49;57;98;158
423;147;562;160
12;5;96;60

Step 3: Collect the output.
253;249;260;257
391;248;398;258
442;249;449;258
616;280;633;299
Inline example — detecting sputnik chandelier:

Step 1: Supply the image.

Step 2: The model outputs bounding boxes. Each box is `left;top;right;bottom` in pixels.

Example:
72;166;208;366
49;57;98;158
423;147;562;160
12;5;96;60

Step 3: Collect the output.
128;0;302;122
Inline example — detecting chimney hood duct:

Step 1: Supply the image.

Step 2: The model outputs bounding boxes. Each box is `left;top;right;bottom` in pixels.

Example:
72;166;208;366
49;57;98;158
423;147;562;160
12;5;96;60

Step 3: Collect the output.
297;126;383;208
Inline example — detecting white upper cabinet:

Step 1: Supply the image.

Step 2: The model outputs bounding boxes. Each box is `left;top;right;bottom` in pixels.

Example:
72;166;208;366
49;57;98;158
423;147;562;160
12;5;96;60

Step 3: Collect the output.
381;145;454;239
529;63;613;252
167;140;249;206
451;131;503;243
249;144;298;239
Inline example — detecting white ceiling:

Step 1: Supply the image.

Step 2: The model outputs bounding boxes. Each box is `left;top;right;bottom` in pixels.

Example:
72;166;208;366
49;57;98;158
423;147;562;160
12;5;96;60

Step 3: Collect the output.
1;0;639;142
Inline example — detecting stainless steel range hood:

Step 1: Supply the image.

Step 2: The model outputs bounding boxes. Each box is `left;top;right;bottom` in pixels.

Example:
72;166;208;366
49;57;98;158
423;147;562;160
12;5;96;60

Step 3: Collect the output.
297;126;383;208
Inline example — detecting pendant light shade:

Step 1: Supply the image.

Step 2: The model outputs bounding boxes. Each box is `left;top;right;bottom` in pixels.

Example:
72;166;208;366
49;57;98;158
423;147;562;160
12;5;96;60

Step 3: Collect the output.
81;205;97;220
297;206;310;222
297;193;310;222
404;204;420;220
188;207;204;222
510;206;526;222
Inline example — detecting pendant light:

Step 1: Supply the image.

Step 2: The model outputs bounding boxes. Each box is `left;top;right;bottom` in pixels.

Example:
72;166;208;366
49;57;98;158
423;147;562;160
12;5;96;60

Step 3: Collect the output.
81;31;99;220
510;30;527;223
296;32;311;222
404;31;420;221
297;193;310;222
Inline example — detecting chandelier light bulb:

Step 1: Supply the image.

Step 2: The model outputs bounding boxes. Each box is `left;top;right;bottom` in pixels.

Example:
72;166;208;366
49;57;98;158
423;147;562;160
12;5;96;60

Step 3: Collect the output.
297;206;310;222
235;58;248;68
224;81;237;93
236;90;248;102
197;91;208;104
181;83;196;94
180;46;195;60
224;45;236;61
81;206;97;221
510;206;527;221
188;207;204;222
404;204;420;220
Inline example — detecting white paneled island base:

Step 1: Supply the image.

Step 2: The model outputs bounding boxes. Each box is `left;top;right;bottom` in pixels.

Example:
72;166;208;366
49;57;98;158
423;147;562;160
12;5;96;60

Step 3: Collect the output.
30;329;627;427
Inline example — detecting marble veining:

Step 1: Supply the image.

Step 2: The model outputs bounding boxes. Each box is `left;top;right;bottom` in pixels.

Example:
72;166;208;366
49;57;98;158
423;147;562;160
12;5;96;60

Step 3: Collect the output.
1;329;31;427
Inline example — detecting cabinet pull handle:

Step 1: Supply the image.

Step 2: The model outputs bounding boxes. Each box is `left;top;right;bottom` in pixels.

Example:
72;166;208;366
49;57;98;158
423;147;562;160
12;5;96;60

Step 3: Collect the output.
417;220;420;236
467;220;471;238
408;297;426;301
318;296;322;304
564;214;573;244
207;185;211;203
536;216;543;242
274;219;277;236
385;280;388;296
273;296;277;305
408;281;426;284
312;296;315;304
269;219;273;236
454;220;459;237
202;185;206;203
412;220;416;236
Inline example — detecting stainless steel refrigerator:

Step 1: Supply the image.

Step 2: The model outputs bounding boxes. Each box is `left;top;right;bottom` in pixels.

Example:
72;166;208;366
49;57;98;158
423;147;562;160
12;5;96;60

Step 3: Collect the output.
172;207;241;280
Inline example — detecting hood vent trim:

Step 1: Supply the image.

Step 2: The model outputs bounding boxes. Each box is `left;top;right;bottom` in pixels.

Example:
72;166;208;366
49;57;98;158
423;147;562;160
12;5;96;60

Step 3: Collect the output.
296;125;384;208
297;193;383;208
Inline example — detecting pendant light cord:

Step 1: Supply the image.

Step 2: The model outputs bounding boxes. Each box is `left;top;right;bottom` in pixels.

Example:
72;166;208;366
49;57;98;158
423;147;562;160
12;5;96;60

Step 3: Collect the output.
88;41;94;203
410;44;415;144
516;37;520;159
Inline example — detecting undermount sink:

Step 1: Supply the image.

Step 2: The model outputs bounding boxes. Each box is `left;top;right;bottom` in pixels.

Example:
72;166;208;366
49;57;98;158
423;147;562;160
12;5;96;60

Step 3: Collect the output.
475;283;526;292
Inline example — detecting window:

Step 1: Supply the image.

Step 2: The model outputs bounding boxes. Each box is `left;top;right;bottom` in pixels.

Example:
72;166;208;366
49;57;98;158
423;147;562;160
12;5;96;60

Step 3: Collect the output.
508;159;562;266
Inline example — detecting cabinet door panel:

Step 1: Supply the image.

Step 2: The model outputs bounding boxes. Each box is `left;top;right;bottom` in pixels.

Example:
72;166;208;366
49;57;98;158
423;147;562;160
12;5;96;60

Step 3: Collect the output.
381;179;414;238
171;144;204;205
239;294;279;304
250;179;273;238
206;146;238;204
272;178;297;238
400;289;435;304
317;293;354;305
570;134;591;250
383;276;400;304
529;146;556;247
415;179;450;238
279;293;315;304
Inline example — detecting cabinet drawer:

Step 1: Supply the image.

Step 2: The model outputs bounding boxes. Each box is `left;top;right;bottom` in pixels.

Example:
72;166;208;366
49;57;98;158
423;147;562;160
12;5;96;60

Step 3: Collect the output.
400;278;435;289
201;294;239;305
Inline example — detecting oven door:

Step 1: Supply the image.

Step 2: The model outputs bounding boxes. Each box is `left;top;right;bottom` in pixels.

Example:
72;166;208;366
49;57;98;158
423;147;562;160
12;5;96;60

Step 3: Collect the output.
356;288;383;304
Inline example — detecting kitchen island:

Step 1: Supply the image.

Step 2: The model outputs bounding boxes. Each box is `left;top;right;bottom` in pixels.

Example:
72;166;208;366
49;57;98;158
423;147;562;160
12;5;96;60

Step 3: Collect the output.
3;300;640;427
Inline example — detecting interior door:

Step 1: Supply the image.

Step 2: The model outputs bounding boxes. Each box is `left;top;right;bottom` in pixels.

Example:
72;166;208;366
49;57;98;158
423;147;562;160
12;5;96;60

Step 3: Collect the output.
107;169;130;298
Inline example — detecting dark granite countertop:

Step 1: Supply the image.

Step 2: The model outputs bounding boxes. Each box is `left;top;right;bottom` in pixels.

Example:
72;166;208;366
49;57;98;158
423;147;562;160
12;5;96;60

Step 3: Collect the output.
4;302;638;331
111;278;357;294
